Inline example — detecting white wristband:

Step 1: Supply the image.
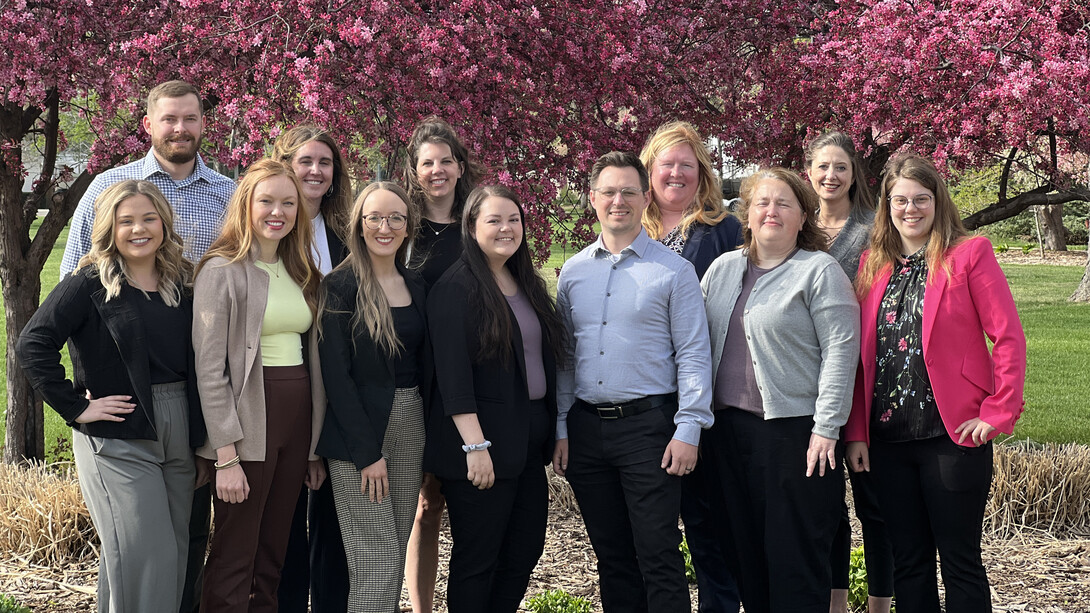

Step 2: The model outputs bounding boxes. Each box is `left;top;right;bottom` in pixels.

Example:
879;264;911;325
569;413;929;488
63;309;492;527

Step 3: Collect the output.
462;440;492;453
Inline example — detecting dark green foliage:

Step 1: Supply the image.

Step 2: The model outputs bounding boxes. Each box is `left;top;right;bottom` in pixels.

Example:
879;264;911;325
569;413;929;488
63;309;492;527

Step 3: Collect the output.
525;589;593;613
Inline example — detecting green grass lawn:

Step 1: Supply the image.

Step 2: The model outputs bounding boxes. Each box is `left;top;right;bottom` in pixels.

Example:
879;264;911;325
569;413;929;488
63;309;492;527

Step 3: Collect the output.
3;228;1088;461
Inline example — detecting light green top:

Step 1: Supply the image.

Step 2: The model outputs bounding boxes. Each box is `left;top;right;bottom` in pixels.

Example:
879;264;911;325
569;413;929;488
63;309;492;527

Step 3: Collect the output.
255;259;311;366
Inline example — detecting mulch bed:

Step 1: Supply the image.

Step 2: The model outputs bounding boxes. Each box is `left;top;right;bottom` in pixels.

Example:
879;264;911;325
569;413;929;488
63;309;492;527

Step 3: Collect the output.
995;249;1087;266
2;502;1088;612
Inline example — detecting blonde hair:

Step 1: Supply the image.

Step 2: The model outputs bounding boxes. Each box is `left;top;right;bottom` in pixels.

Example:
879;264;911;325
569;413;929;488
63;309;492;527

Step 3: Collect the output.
323;182;418;357
736;168;827;263
197;159;320;314
856;154;967;295
639;121;730;240
78;180;192;306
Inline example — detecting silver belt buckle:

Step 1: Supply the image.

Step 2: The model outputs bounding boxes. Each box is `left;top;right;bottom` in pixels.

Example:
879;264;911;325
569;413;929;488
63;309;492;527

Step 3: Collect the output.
597;405;622;420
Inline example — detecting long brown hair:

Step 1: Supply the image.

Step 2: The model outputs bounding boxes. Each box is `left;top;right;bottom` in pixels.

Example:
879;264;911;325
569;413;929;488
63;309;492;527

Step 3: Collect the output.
79;180;192;306
639;121;730;239
736;167;827;263
197;159;320;313
804;131;876;212
460;185;566;366
403;116;484;223
856;154;967;295
323;181;419;357
271;124;352;241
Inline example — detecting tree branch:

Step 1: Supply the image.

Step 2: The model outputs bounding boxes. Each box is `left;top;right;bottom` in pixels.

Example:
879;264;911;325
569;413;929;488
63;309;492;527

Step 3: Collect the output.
962;185;1090;230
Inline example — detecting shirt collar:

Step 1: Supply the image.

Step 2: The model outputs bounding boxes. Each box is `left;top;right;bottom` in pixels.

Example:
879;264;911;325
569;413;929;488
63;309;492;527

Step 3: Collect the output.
591;228;650;259
140;149;211;183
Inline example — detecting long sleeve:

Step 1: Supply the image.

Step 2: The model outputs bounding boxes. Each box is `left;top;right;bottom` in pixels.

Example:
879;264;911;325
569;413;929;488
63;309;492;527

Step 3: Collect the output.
666;265;714;445
192;262;245;450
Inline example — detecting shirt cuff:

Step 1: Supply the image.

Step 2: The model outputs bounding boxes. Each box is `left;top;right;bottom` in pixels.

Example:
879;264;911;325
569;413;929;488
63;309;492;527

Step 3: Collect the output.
555;417;568;440
672;422;702;447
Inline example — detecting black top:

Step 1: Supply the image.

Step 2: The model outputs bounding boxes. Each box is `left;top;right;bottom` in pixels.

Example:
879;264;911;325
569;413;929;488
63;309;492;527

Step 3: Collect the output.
410;219;462;287
392;304;425;388
131;288;188;384
316;265;432;470
871;250;945;442
680;216;744;280
15;267;205;445
424;256;558;481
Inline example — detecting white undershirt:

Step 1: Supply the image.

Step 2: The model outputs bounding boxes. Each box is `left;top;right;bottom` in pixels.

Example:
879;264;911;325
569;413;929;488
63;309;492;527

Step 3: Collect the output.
310;211;333;275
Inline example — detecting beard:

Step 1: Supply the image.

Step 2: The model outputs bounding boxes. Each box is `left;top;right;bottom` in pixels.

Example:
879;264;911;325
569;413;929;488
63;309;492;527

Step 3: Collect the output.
152;133;201;164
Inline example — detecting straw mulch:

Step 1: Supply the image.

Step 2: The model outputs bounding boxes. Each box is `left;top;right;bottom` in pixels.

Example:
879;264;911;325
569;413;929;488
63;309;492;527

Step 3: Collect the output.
2;443;1089;612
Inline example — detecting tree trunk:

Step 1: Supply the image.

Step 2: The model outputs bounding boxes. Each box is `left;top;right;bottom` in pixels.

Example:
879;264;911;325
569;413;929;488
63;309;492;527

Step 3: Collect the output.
1070;229;1090;302
2;278;45;464
1039;204;1067;251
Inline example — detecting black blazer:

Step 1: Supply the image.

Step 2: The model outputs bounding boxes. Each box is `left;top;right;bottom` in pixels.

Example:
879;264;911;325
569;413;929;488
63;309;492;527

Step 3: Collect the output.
424;257;558;481
315;264;432;469
15;267;205;446
683;216;743;280
326;223;348;269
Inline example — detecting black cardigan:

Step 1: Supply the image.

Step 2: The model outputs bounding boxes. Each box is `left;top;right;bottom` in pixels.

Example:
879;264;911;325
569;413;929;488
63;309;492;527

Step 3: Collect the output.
682;216;744;280
424;257;558;481
315;264;432;470
15;267;205;446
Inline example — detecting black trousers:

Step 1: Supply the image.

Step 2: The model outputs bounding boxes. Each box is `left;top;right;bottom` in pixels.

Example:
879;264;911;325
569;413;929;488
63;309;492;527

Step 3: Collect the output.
681;463;741;612
278;475;349;613
565;402;689;613
869;436;993;613
704;410;841;613
179;483;211;613
441;399;551;613
830;461;894;596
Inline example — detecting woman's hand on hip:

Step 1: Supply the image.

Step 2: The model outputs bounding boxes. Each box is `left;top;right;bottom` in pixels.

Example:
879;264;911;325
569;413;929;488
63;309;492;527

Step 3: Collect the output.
360;457;389;503
845;441;870;473
215;464;250;504
75;395;136;424
806;433;837;477
466;449;495;490
955;417;996;447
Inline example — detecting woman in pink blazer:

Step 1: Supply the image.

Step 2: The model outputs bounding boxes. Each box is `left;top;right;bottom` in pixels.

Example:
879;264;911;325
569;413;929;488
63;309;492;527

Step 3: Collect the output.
845;154;1026;613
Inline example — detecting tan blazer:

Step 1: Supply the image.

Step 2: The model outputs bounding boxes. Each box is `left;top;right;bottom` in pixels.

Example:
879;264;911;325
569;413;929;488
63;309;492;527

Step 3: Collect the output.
193;254;326;462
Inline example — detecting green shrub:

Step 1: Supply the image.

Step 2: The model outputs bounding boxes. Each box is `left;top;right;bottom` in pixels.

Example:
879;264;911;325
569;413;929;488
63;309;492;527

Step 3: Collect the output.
0;594;31;613
847;546;869;610
995;243;1009;253
525;589;593;613
680;536;697;583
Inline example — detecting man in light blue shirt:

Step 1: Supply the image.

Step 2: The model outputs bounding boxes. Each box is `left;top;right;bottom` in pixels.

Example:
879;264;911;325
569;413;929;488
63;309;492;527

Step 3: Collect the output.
552;151;713;613
60;80;234;276
58;80;234;613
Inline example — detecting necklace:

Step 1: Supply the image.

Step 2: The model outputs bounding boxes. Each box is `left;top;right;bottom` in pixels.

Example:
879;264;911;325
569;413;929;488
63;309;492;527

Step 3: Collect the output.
424;218;455;236
258;259;281;278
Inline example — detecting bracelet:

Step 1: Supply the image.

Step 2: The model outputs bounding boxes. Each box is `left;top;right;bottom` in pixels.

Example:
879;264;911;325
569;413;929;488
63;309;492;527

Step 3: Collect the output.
461;440;492;453
214;455;241;470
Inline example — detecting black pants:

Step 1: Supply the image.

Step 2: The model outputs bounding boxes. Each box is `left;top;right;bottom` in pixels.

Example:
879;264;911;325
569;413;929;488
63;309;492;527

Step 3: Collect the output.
869;436;993;613
179;483;210;613
278;475;349;613
704;410;841;613
681;463;741;612
830;461;894;596
442;399;551;613
565;402;689;613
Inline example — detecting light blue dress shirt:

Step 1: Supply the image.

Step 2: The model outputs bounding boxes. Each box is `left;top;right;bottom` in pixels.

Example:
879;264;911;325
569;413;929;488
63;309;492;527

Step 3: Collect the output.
60;151;235;275
556;229;714;446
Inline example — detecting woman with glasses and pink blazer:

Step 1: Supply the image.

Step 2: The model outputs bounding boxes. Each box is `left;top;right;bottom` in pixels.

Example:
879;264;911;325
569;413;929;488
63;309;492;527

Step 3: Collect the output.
846;154;1026;613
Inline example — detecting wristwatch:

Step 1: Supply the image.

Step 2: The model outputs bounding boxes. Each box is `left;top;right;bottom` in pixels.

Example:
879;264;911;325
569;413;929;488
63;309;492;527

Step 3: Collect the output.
461;440;493;453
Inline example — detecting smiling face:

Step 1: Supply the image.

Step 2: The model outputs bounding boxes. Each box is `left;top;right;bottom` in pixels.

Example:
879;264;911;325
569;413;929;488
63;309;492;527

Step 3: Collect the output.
591;165;651;243
143;93;203;165
415;141;464;204
290;140;334;218
889;178;935;254
747;178;806;255
808;145;853;207
472;196;523;269
651;143;700;213
114;194;165;266
249;175;299;256
360;188;409;260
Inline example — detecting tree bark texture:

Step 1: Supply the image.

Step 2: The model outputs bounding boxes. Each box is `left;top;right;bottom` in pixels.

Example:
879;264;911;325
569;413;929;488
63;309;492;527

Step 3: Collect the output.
1039;204;1068;251
1070;231;1090;302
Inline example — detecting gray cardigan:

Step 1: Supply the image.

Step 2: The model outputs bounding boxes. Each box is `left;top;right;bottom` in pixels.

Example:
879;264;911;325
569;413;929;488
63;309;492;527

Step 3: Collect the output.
701;249;860;439
828;207;875;283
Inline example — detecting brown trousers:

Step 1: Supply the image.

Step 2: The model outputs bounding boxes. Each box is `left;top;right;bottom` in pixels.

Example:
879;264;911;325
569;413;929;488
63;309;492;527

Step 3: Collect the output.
201;365;312;613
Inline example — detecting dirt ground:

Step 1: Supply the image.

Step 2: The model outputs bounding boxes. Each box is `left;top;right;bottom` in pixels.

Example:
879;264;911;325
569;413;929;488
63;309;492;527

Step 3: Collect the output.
2;501;1088;612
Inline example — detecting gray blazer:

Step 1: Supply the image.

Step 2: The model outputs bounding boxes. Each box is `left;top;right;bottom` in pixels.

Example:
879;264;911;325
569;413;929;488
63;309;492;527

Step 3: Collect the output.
193;254;326;462
701;249;860;439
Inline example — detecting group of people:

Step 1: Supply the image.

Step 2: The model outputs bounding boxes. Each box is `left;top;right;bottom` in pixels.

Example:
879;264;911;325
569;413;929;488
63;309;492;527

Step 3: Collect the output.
14;78;1026;613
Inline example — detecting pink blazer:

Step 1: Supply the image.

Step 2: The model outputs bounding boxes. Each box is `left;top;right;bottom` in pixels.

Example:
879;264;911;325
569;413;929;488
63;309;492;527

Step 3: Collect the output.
846;236;1026;447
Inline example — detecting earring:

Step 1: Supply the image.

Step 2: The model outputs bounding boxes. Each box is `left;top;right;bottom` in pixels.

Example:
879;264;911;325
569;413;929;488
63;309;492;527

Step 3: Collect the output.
326;183;334;197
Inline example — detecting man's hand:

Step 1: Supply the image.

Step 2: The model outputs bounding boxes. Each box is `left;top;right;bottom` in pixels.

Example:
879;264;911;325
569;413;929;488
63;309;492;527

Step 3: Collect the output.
661;439;698;476
552;438;569;477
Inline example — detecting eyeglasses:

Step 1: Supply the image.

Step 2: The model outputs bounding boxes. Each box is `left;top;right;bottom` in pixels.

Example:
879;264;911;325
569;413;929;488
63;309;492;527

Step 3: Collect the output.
592;187;645;202
889;194;934;210
362;213;407;230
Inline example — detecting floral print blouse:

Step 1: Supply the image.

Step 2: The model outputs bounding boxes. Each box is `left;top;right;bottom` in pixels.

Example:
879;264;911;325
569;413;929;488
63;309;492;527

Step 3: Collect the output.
660;224;686;255
871;249;946;442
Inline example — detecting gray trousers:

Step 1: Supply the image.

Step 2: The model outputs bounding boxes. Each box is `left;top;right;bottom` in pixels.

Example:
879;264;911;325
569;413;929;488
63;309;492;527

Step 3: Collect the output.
73;382;196;613
329;387;425;613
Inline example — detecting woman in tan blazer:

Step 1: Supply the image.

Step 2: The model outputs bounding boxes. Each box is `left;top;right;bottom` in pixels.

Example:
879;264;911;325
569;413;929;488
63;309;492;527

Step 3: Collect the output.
193;159;326;613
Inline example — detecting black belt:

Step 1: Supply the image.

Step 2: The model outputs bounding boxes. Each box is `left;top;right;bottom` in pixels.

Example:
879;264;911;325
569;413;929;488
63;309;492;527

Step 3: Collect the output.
575;393;677;420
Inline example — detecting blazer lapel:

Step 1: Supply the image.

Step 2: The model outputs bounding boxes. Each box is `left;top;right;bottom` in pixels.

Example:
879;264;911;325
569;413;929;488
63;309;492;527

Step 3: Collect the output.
244;261;270;386
91;287;154;422
861;269;891;369
922;265;949;354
